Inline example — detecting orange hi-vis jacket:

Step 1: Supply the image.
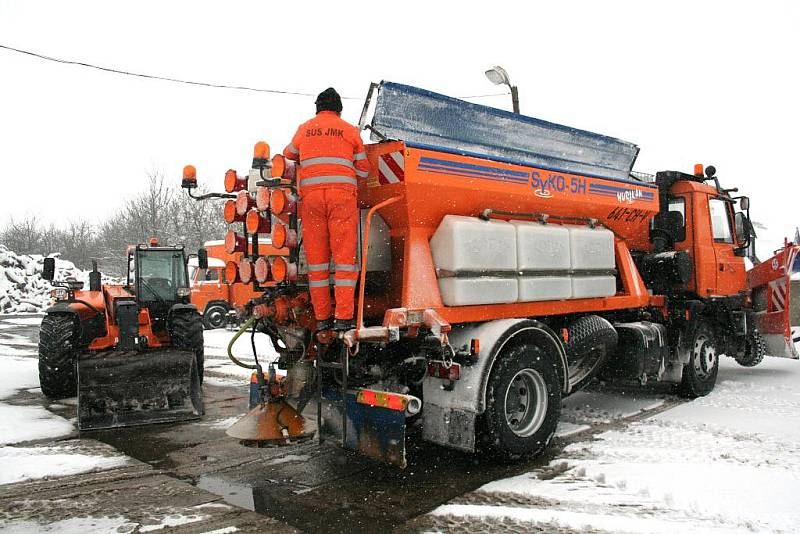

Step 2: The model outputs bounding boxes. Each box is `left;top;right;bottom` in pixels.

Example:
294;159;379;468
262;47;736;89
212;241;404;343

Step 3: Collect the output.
282;111;369;321
282;111;369;194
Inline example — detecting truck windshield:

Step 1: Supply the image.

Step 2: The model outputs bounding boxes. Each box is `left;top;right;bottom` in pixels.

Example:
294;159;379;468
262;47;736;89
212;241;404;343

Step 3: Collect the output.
137;250;187;302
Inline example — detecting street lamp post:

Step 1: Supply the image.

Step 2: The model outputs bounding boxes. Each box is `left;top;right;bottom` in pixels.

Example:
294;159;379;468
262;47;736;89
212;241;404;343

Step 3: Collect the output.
484;65;519;114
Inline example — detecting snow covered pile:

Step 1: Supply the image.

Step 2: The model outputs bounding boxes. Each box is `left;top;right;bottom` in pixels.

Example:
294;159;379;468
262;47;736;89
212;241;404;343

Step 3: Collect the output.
0;244;118;314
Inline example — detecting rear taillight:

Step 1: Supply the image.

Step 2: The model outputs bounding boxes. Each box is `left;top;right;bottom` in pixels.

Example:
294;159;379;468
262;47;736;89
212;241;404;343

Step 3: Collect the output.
427;361;461;381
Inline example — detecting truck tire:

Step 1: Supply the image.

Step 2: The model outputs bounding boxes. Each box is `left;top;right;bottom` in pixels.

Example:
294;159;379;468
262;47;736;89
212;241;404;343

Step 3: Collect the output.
170;311;205;383
734;331;766;368
203;304;228;330
679;321;719;398
38;314;79;399
483;342;561;460
565;315;617;392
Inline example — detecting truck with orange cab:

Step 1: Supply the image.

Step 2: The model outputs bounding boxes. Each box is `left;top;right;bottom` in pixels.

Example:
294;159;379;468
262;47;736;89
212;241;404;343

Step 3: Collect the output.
189;239;286;329
182;82;796;468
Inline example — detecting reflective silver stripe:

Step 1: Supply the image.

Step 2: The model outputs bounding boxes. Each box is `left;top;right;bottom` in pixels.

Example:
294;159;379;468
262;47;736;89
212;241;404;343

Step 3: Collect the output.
300;175;357;187
285;143;299;155
334;279;357;287
308;279;330;288
307;263;330;271
355;169;368;178
300;157;354;168
354;152;367;161
334;264;360;272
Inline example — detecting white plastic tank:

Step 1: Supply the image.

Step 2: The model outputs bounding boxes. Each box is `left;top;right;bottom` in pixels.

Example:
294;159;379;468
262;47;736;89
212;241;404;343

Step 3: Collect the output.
572;275;617;299
439;277;518;306
518;276;572;301
512;221;571;271
569;226;615;270
429;215;516;274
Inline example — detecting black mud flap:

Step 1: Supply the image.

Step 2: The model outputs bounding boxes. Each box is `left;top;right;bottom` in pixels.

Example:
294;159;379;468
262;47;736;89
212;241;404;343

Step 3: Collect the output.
77;349;204;431
319;388;408;468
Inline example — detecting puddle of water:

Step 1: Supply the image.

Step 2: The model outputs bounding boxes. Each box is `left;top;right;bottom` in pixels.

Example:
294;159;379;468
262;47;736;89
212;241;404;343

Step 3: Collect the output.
197;475;256;511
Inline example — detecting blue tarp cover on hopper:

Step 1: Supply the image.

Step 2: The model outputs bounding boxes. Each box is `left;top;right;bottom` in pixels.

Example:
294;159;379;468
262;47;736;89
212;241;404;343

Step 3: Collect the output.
369;81;639;182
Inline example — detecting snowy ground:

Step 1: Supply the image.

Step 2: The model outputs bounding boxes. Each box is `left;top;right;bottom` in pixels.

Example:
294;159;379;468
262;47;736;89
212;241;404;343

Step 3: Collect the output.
2;309;800;531
426;355;800;533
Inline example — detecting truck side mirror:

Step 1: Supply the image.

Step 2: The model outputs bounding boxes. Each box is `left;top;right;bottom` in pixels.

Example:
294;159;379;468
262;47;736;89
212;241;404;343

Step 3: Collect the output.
198;248;209;270
734;212;749;247
42;257;56;281
739;196;750;211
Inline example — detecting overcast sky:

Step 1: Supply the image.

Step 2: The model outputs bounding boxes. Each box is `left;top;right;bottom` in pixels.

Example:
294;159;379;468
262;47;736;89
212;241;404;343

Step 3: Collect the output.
1;0;798;242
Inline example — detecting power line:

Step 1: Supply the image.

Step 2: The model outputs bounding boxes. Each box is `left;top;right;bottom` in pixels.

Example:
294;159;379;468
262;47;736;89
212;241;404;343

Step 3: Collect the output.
0;43;510;101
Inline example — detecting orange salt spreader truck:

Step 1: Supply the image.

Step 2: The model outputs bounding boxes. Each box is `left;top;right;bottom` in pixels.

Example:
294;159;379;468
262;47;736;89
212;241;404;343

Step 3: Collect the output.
181;82;797;468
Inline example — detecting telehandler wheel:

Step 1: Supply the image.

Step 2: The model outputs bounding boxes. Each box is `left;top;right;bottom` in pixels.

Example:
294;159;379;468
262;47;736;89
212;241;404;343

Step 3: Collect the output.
679;321;719;398
170;311;205;383
734;331;766;368
203;304;228;330
38;314;79;399
483;342;561;461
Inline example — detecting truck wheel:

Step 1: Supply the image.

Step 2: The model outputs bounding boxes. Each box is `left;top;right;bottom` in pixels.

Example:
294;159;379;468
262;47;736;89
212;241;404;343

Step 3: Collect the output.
734;331;766;368
38;314;79;399
483;343;561;460
679;321;719;398
565;315;617;392
171;311;205;383
203;304;228;330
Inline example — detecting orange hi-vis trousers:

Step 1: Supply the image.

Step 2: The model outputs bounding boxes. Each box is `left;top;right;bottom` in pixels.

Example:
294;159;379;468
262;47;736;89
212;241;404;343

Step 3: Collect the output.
301;187;359;321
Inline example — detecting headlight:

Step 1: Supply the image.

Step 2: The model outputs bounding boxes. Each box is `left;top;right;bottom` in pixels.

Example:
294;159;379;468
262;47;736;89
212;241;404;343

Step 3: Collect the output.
50;288;69;301
176;287;191;297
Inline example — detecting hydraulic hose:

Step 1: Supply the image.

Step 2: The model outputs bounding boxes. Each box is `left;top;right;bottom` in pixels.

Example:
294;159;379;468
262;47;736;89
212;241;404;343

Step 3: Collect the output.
227;316;258;369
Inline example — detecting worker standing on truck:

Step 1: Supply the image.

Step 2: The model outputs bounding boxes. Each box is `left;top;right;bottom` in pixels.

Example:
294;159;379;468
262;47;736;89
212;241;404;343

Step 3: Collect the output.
282;88;370;332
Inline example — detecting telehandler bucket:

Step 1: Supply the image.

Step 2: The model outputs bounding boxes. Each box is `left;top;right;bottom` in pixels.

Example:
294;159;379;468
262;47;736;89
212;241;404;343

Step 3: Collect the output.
77;349;204;431
748;242;800;359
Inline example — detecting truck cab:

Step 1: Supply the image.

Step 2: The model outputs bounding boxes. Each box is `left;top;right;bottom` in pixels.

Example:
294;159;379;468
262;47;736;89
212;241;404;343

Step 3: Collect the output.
189;257;232;329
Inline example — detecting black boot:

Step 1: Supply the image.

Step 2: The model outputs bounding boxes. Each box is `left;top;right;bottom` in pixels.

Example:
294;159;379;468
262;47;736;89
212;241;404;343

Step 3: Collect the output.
316;317;334;331
333;318;355;332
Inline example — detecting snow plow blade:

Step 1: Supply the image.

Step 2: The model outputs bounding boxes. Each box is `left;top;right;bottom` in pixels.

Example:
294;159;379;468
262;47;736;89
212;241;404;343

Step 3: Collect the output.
77;349;204;431
748;243;800;359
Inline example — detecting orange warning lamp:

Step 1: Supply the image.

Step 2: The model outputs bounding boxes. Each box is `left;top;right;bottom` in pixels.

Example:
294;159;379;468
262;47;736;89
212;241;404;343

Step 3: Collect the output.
182;165;197;189
693;163;704;177
254;257;270;283
246;210;271;234
149;237;159;246
271;155;286;178
224;199;246;224
252;141;271;168
270;189;297;215
255;187;271;211
271;224;298;249
271;257;298;282
239;259;254;284
225;261;240;283
235;190;256;216
225;230;247;254
224;169;248;193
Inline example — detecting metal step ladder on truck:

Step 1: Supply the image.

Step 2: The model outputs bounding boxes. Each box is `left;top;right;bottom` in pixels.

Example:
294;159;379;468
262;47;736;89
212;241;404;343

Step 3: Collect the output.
181;81;797;468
